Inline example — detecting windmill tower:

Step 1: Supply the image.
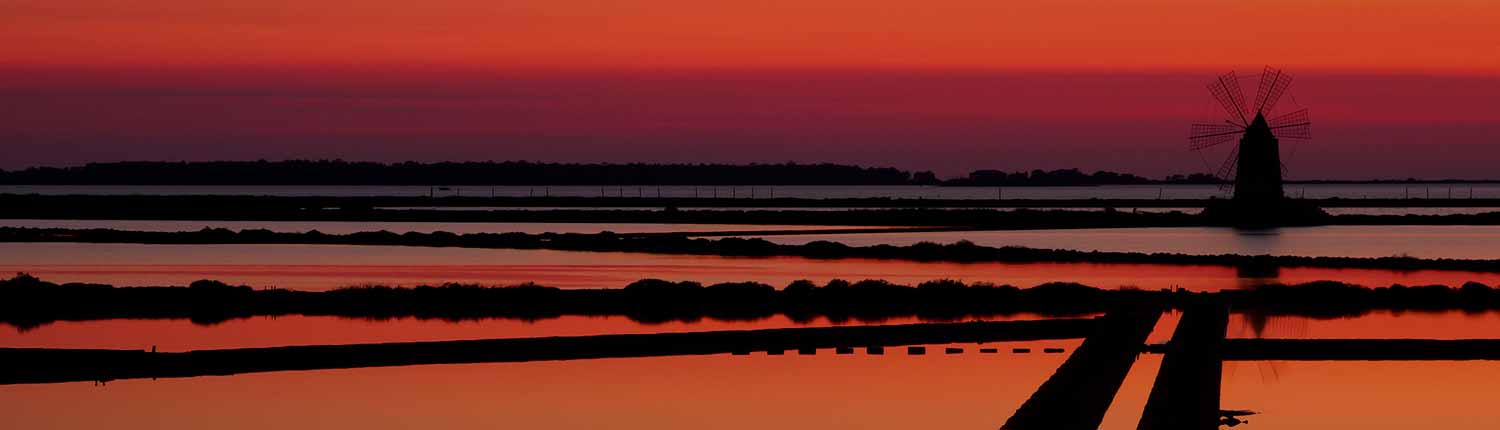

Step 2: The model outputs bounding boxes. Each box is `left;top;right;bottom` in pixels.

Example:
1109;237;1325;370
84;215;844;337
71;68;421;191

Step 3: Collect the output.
1188;67;1311;203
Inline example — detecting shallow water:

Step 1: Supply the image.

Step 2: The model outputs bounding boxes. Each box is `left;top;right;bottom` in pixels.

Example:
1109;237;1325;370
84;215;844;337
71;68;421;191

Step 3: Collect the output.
0;344;1078;430
6;183;1500;199
11;222;1500;260
8;309;1482;351
1223;361;1500;429
4;304;1496;428
0;243;1492;291
0;219;861;235
382;206;1498;216
0;313;1072;351
1323;207;1500;216
1228;310;1500;340
760;225;1500;259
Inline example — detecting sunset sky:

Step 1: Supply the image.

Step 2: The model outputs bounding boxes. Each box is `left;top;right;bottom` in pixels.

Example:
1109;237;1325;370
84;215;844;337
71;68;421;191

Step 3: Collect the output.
3;0;1499;178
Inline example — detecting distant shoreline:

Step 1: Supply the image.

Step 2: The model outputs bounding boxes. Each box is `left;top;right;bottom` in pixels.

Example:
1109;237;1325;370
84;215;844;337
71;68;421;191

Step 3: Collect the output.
5;196;1500;227
5;160;1497;186
6;226;1500;273
8;194;1500;209
7;180;1500;185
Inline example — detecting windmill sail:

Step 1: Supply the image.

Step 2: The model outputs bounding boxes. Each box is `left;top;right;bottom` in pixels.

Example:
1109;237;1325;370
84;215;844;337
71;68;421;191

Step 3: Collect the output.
1253;66;1293;114
1267;108;1311;139
1216;145;1240;191
1189;123;1245;149
1207;72;1249;125
1190;67;1309;199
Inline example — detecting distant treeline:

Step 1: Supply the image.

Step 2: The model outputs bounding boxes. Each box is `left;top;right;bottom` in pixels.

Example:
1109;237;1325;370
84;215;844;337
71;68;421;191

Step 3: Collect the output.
0;198;1213;227
944;170;1220;186
5;161;1497;186
0;160;1223;186
3;274;1497;329
4;226;1500;273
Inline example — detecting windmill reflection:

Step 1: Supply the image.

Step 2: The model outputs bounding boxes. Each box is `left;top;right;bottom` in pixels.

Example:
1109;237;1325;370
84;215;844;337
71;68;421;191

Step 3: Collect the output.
1228;251;1308;388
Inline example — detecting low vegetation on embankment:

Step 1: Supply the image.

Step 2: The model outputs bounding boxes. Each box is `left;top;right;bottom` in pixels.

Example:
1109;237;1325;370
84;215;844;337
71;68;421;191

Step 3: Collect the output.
5;226;1500;273
2;195;1210;227
3;274;1498;329
6;194;1500;227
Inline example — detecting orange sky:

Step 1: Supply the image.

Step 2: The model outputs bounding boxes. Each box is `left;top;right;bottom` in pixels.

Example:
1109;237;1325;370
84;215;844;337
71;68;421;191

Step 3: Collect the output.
4;1;1500;176
5;0;1500;72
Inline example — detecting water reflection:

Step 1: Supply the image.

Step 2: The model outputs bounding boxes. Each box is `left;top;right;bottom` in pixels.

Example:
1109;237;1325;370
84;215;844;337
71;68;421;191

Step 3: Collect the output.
1224;361;1500;429
1;243;1494;292
0;345;1075;430
7;183;1500;199
1233;312;1311;341
1229;227;1283;254
0;314;1069;350
0;219;859;235
762;225;1500;259
1229;310;1500;340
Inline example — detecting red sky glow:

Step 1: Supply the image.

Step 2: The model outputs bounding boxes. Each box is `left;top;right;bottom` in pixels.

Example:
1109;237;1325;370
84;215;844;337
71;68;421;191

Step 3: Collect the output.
3;0;1499;177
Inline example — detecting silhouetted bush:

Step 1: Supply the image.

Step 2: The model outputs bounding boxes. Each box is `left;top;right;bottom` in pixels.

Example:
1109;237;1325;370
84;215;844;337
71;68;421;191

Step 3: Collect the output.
6;274;1500;331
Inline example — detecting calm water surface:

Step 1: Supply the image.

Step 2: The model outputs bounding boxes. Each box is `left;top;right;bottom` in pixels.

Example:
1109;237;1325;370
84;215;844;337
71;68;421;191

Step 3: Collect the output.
1229;310;1500;340
1223;361;1500;429
0;345;1083;430
9;222;1500;260
3;307;1495;428
384;206;1498;216
762;225;1500;259
1;243;1492;291
1323;207;1500;216
0;314;1074;351
0;219;860;235
7;309;1482;351
7;183;1500;199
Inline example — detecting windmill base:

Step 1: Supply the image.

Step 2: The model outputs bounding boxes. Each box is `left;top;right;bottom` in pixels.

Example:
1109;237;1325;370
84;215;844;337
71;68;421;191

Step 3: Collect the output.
1199;198;1329;228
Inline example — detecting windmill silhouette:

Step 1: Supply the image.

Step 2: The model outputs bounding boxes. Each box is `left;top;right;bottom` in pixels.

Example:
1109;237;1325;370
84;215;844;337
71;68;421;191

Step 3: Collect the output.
1188;67;1312;202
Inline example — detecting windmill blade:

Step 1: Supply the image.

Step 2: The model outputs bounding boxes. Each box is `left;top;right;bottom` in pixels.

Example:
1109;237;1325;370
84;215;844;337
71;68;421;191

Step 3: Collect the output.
1268;108;1309;128
1207;71;1250;125
1188;123;1245;150
1253;66;1294;115
1268;108;1311;139
1216;145;1240;191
